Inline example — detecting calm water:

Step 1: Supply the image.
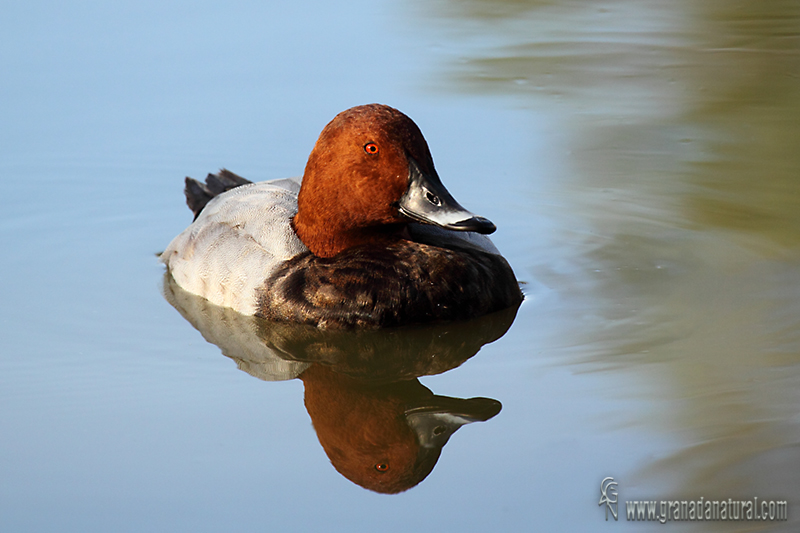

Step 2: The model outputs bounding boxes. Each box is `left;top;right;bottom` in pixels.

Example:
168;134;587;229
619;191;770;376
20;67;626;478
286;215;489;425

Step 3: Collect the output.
2;0;800;531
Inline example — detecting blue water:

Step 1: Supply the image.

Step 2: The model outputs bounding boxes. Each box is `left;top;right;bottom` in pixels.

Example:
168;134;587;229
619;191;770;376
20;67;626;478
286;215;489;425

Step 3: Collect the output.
3;1;800;531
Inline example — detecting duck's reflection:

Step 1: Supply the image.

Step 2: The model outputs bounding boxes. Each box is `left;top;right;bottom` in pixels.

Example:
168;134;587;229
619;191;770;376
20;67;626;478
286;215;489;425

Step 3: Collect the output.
163;273;518;493
300;365;501;493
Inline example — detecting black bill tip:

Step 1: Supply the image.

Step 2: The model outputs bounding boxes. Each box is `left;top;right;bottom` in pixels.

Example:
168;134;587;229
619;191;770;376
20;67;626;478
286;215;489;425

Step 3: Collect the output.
448;216;497;235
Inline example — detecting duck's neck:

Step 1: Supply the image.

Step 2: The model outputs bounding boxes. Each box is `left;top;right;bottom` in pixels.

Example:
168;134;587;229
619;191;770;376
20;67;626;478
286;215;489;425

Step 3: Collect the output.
292;214;406;258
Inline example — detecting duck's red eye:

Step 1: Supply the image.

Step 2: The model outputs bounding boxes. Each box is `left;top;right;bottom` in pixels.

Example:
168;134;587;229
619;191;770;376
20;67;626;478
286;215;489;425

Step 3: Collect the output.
364;142;379;155
374;462;389;472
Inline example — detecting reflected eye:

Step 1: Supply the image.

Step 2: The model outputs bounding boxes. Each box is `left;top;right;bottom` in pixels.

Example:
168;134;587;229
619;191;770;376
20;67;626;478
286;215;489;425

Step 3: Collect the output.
374;462;389;472
433;426;445;436
364;142;379;155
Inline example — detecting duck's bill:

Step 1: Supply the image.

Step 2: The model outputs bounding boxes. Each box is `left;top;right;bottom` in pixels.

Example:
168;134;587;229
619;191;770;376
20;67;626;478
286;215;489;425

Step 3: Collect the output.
398;157;497;235
405;396;502;449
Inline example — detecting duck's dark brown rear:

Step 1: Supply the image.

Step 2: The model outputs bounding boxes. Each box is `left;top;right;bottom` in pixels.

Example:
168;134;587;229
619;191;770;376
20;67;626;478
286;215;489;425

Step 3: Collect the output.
256;240;523;329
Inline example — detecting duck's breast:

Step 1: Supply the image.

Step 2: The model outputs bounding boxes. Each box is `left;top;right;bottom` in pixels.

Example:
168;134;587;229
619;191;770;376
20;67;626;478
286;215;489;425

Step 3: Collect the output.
407;223;501;255
161;177;308;315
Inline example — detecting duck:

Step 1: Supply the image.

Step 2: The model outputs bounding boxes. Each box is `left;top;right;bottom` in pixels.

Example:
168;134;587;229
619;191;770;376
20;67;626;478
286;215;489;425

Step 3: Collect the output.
161;104;522;329
299;364;502;493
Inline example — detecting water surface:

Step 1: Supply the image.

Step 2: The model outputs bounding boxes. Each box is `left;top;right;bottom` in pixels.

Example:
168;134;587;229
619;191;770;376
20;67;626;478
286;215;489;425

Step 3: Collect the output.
2;0;799;531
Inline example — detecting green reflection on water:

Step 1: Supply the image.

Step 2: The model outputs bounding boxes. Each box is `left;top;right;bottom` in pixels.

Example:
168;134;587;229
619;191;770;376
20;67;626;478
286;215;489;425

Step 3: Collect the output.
430;0;800;519
440;0;800;243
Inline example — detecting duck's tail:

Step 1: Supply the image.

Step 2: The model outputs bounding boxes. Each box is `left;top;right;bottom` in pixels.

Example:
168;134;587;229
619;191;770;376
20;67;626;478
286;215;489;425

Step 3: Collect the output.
185;169;252;219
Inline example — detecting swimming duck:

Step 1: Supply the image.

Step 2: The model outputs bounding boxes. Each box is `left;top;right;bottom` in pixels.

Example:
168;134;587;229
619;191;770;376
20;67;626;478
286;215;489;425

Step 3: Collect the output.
161;104;522;328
